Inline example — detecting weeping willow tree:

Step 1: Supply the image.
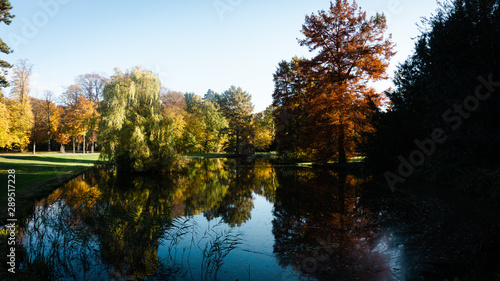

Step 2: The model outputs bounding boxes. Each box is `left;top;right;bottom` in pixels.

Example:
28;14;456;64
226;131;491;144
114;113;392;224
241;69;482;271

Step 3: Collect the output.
99;67;177;172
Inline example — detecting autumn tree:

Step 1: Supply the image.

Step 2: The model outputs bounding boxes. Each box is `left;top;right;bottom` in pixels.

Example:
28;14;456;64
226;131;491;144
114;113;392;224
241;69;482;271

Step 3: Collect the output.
60;84;84;107
30;94;60;153
0;94;10;148
253;106;275;151
10;59;32;100
160;88;186;113
60;84;83;152
0;0;13;88
43;91;60;151
6;97;33;151
7;59;34;151
99;67;177;172
179;93;203;152
55;107;73;153
75;73;105;152
59;84;97;153
160;88;187;150
30;97;44;153
84;99;100;153
286;0;395;163
196;99;228;152
74;96;96;153
181;93;228;153
58;95;94;153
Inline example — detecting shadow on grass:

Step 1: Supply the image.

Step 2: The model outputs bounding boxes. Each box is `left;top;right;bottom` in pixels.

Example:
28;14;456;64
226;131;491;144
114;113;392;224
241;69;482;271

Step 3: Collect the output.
0;164;93;171
0;156;102;165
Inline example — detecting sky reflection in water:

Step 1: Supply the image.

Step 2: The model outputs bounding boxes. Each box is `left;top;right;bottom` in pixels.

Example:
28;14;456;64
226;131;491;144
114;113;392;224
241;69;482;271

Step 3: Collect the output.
20;158;411;281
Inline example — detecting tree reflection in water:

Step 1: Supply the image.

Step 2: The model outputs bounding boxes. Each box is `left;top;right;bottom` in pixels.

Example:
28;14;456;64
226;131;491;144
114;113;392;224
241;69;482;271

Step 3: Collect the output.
272;169;399;280
17;159;404;280
18;158;256;280
17;159;275;280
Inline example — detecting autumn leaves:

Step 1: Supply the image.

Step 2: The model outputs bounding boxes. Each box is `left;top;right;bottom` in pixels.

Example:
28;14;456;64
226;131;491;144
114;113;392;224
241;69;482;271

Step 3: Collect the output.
273;0;395;163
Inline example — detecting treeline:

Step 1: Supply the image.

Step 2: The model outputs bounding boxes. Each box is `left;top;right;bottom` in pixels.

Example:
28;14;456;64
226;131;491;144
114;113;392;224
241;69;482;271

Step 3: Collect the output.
0;62;275;155
165;86;274;155
269;0;500;201
98;67;276;172
366;0;500;197
0;60;104;154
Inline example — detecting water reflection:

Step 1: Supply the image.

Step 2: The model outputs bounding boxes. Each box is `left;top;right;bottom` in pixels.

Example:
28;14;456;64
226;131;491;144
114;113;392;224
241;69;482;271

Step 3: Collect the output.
18;159;278;280
272;170;400;280
17;158;422;280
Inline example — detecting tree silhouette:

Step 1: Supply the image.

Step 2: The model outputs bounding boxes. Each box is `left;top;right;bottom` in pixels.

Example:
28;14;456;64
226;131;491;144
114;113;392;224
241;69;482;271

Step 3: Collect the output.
367;0;500;196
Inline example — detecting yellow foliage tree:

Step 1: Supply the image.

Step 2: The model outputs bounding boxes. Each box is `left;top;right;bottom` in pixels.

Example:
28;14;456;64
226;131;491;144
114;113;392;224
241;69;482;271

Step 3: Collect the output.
7;59;34;151
7;97;33;151
253;106;275;151
0;97;10;148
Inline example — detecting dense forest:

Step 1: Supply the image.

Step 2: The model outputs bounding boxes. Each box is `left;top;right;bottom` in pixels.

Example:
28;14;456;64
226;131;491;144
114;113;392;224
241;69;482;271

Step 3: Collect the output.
270;0;500;201
367;0;500;199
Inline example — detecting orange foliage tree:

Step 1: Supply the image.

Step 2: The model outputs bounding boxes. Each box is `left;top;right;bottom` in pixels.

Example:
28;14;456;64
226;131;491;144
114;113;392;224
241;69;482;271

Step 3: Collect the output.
274;0;395;163
58;95;97;153
55;115;72;153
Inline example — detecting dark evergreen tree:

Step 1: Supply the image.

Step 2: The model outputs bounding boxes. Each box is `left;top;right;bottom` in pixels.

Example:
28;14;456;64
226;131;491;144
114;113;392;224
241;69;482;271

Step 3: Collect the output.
368;0;500;180
0;0;14;88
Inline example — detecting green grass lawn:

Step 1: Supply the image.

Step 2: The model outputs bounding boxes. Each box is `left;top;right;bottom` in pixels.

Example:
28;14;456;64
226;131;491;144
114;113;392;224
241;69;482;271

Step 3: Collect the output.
0;153;103;198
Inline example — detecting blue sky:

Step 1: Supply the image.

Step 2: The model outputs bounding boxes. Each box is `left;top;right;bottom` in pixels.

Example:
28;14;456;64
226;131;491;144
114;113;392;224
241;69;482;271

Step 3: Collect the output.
1;0;440;112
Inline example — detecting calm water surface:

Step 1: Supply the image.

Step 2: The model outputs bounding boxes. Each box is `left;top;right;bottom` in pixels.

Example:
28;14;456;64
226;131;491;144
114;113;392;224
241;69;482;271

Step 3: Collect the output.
18;158;478;280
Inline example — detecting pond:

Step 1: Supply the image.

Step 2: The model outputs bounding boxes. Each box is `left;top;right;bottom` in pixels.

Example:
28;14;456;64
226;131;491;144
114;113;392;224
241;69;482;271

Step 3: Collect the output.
16;158;490;280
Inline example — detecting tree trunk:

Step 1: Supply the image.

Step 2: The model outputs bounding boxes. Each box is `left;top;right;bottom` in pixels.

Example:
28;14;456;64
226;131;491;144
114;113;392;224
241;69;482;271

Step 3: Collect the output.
83;134;86;154
338;171;347;214
60;144;65;153
338;124;347;164
72;137;75;154
33;141;36;155
47;99;52;151
91;141;94;153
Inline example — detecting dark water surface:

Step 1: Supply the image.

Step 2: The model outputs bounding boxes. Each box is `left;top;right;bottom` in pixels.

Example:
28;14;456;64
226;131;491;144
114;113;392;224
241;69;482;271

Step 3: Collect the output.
17;158;493;280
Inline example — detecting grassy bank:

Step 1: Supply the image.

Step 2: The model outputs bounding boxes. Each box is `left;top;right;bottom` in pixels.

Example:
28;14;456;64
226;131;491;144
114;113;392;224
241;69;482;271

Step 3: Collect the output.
0;153;103;199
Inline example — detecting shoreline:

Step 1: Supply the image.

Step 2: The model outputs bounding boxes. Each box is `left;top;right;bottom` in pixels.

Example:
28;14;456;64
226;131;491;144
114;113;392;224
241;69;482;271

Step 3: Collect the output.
0;165;98;226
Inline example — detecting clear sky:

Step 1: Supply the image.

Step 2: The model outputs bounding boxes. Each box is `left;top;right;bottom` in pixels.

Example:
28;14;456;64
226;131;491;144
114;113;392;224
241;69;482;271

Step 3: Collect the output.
0;0;440;112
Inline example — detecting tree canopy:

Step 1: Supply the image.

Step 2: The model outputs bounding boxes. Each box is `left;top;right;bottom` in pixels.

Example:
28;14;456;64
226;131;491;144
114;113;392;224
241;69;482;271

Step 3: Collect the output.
273;0;394;163
99;67;177;172
6;60;34;151
218;86;254;155
366;0;500;197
